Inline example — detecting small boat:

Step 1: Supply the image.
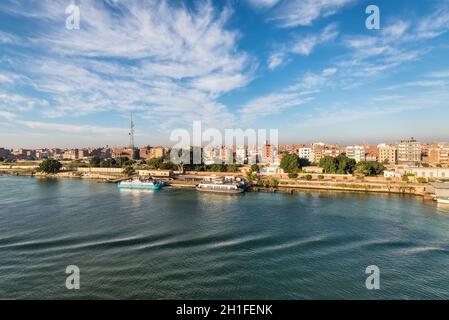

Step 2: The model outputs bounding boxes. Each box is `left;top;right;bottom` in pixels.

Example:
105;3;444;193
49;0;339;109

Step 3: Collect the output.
118;178;165;190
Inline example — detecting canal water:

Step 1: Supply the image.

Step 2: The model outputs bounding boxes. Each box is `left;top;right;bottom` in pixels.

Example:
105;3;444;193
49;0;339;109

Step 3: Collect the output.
1;175;449;299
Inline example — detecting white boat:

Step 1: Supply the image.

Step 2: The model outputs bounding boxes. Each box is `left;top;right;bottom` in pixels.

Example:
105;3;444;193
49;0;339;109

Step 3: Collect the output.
195;175;246;194
436;198;449;204
196;182;245;194
118;179;165;190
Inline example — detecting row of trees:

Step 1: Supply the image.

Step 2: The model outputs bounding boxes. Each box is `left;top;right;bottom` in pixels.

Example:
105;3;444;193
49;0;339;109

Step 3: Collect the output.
319;155;385;176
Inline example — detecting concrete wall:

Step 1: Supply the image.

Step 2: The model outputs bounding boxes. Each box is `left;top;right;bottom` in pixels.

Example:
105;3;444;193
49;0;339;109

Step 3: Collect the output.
77;167;124;173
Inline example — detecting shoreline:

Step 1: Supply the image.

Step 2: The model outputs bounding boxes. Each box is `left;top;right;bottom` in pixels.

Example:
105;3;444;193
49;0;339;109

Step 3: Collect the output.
1;169;434;199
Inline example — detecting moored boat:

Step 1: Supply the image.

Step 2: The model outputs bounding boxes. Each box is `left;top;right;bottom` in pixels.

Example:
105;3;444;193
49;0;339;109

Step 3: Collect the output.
196;182;245;194
118;178;165;190
195;176;246;194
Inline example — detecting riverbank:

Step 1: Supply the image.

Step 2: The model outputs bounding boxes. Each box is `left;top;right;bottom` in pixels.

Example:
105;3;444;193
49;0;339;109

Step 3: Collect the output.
0;167;436;199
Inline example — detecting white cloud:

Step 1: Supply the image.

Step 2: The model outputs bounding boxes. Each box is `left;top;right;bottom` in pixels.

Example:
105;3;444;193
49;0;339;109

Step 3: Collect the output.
246;0;280;9
429;70;449;78
269;0;354;28
268;24;339;70
0;0;255;130
16;120;128;135
0;111;16;121
240;69;335;120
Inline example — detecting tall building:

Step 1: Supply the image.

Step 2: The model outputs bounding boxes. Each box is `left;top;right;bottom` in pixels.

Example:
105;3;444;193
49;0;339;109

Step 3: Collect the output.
311;142;325;164
397;138;421;165
378;144;397;165
426;144;449;166
261;141;274;164
203;146;221;165
346;145;366;163
235;146;247;164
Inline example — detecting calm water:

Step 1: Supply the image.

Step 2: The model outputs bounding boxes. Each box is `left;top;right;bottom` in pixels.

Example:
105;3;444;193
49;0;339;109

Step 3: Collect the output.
1;175;449;299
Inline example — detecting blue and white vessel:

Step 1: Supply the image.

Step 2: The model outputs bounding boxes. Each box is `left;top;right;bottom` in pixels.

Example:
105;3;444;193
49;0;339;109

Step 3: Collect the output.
118;178;165;190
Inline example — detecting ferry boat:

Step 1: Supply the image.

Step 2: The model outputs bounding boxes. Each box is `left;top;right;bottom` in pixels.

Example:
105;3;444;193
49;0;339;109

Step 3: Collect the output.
118;178;165;190
195;176;246;194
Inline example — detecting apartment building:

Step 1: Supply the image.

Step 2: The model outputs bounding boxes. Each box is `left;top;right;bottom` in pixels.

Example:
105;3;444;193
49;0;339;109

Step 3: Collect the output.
397;138;421;165
235;146;247;164
346;145;366;163
378;144;397;165
203;146;222;165
425;144;449;166
298;147;313;163
311;142;325;164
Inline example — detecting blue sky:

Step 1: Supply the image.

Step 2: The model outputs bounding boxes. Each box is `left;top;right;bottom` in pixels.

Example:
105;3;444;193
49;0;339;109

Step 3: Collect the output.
0;0;449;148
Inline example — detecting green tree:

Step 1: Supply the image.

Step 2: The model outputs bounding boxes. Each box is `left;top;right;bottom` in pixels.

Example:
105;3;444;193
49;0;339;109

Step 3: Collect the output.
116;156;132;168
355;161;385;176
319;156;338;173
227;164;239;172
123;165;135;176
336;155;356;174
160;161;176;170
210;164;226;172
280;153;300;173
90;156;101;167
298;158;311;168
147;157;164;169
250;164;260;173
305;174;313;181
100;158;117;168
288;172;298;179
38;159;62;174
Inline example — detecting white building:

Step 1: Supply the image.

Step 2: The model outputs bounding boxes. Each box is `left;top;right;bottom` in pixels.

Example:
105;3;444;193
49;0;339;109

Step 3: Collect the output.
235;146;247;164
203;146;221;165
247;146;259;164
346;145;366;163
402;167;449;179
298;147;313;162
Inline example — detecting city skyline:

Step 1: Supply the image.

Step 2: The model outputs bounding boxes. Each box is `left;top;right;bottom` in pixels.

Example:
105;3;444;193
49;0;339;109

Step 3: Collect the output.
1;0;449;148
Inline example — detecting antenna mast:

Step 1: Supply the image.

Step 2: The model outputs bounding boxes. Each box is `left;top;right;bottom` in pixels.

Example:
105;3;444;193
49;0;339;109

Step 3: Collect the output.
129;112;135;150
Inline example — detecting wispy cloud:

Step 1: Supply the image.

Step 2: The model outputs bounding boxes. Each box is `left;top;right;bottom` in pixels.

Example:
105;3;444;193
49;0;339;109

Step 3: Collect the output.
269;0;355;28
0;0;255;129
246;0;280;9
240;68;336;120
16;120;128;135
268;24;339;70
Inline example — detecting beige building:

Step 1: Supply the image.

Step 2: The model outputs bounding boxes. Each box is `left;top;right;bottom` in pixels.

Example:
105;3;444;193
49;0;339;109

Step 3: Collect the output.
397;138;421;165
426;145;449;166
311;143;325;164
378;144;397;165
